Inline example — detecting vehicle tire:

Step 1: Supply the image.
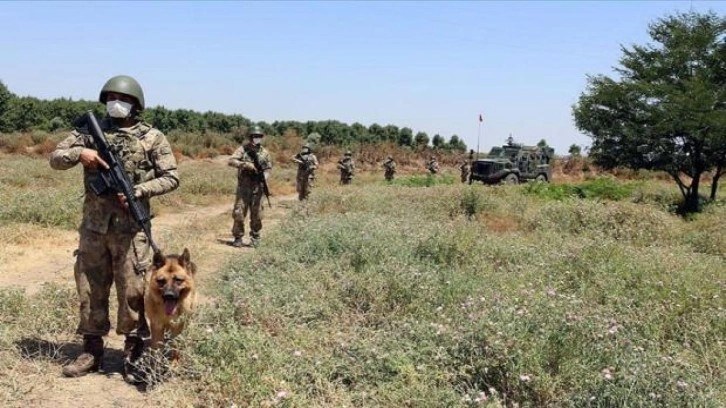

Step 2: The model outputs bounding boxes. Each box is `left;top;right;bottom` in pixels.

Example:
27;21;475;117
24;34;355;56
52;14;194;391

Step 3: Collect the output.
535;174;548;182
504;173;519;184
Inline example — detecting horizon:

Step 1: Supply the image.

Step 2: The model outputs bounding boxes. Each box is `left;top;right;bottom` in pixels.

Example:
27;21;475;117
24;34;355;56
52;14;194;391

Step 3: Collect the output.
2;1;724;154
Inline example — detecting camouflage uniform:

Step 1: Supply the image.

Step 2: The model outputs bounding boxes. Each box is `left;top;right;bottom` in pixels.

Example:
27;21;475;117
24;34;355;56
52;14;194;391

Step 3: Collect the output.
338;153;355;185
293;148;318;201
459;161;471;183
50;119;179;338
383;157;397;181
427;158;440;174
229;142;272;243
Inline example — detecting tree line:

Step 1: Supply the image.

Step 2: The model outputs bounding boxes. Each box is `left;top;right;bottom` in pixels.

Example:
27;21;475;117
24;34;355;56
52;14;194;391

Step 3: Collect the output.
0;81;466;151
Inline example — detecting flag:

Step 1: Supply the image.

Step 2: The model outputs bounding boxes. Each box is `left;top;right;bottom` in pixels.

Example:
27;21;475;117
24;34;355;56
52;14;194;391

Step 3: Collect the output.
479;114;483;122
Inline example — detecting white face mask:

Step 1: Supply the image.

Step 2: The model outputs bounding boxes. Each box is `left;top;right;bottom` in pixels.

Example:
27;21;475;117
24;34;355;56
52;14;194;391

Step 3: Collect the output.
252;137;263;145
106;100;133;118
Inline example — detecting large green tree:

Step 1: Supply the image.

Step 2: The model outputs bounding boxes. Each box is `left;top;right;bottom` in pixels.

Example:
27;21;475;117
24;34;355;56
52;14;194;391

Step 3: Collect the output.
573;12;726;212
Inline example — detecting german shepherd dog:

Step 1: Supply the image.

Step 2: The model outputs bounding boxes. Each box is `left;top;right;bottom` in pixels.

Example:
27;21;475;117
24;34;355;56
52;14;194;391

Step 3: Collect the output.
144;248;197;351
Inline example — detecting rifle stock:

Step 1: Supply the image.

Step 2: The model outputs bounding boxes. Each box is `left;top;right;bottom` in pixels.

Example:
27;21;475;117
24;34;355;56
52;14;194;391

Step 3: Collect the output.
82;111;161;255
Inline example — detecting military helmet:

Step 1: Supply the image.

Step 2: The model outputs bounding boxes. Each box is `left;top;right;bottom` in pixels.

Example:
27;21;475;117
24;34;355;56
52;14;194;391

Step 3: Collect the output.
345;150;352;156
99;75;145;110
302;143;311;149
387;155;393;160
247;125;264;137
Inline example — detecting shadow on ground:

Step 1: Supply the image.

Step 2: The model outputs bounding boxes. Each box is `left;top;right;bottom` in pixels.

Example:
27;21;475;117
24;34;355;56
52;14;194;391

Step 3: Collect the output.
15;337;129;380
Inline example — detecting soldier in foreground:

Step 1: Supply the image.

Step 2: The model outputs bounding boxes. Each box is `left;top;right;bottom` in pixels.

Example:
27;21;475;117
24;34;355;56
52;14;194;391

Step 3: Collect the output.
338;150;355;185
383;155;397;181
427;155;440;174
228;125;272;247
49;75;179;382
292;143;318;200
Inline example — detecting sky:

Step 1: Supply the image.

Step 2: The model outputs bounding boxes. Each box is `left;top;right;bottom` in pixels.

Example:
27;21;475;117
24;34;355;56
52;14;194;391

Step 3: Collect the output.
1;1;724;153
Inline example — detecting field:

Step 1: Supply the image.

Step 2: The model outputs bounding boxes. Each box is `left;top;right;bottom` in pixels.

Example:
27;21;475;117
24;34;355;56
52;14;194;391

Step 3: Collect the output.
0;153;724;407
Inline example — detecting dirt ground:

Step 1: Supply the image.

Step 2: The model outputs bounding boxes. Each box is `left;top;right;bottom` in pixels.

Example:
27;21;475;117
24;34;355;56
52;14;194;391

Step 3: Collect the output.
0;194;297;408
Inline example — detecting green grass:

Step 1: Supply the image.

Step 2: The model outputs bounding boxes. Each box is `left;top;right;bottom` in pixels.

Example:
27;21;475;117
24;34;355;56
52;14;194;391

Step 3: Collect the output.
391;173;457;187
177;184;724;406
523;176;641;201
0;155;83;229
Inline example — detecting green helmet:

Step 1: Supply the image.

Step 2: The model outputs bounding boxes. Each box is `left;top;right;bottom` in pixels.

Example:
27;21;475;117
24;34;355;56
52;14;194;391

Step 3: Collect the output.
345;150;352;156
99;75;145;110
302;143;311;150
248;125;264;137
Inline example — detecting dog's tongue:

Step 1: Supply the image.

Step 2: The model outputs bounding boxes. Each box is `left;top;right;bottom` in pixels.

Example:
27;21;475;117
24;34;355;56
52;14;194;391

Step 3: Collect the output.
164;299;177;316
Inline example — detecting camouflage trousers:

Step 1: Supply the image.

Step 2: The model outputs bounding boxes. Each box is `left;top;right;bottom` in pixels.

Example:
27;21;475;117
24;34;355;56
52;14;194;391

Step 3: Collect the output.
296;174;313;201
74;229;151;337
385;171;395;181
461;172;470;183
232;182;264;239
340;175;352;185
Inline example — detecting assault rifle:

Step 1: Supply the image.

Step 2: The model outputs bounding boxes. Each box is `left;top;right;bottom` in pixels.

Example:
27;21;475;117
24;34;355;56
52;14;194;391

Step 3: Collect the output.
81;111;161;255
293;156;313;172
247;147;272;208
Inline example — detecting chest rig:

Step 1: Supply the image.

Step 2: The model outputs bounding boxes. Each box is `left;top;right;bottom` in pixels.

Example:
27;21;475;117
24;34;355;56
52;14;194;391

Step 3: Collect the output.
103;125;152;185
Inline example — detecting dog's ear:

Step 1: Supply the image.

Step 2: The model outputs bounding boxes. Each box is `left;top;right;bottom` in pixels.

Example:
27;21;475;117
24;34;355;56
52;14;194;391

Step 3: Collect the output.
179;248;191;268
153;251;166;268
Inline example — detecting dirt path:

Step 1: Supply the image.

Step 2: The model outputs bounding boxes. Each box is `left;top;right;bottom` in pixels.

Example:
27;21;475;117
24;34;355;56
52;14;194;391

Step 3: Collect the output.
1;194;297;408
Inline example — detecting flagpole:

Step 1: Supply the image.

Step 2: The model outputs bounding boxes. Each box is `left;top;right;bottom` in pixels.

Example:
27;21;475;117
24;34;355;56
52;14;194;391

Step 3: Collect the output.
476;114;482;159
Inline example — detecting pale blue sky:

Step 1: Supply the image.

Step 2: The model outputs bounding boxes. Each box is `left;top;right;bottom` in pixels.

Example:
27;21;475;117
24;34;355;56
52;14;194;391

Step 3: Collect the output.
1;1;723;153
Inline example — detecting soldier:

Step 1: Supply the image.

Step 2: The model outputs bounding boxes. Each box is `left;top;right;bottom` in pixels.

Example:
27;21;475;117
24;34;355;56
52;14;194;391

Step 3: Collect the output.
228;125;272;247
383;155;397;181
427;155;439;174
292;143;318;200
337;150;355;185
49;75;179;382
459;159;471;184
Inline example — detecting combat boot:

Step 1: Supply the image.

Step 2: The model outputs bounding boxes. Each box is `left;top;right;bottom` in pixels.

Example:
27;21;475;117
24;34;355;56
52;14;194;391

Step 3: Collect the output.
62;335;103;377
231;236;244;248
123;335;146;384
123;335;144;363
250;235;260;248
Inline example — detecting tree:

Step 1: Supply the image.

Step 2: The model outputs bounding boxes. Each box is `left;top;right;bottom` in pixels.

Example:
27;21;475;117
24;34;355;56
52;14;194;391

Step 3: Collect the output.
573;11;726;212
0;80;15;132
414;131;429;148
7;97;44;132
448;134;467;151
350;122;369;142
432;134;444;148
537;139;549;148
398;127;413;147
306;132;322;146
568;144;582;156
368;123;385;143
383;124;400;143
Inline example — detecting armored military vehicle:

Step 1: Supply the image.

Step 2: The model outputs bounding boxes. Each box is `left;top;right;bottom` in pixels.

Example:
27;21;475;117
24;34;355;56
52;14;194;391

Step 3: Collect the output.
469;140;553;184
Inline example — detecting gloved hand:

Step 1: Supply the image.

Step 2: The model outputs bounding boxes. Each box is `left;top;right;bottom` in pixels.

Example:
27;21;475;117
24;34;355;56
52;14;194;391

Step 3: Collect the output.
242;162;257;173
